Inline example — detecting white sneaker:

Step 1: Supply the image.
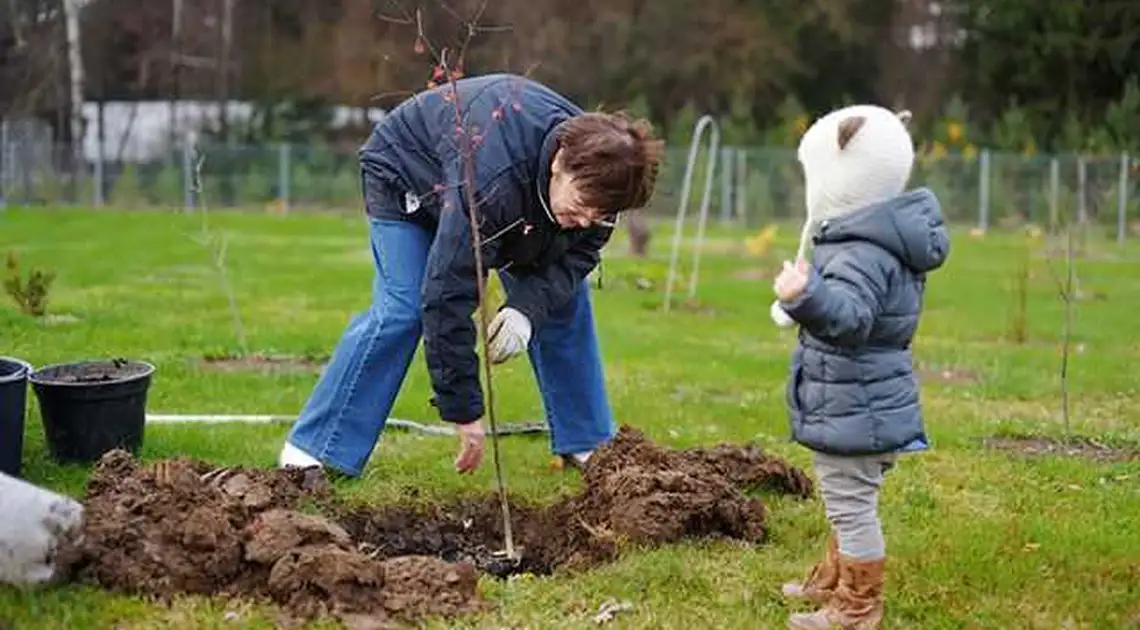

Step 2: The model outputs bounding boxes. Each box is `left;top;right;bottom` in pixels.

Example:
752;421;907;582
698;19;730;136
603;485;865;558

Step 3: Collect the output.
560;450;593;470
278;442;323;469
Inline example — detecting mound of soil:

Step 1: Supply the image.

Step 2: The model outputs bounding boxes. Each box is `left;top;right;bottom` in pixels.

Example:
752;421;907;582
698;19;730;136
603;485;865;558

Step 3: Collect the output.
62;426;813;628
63;451;484;628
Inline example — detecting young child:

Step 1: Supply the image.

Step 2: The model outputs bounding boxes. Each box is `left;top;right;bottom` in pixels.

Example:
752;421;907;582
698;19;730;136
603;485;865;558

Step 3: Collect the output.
769;104;951;629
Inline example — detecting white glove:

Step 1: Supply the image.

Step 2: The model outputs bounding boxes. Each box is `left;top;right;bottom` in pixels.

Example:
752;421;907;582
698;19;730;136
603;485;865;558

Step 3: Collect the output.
770;299;797;328
487;307;532;364
0;472;85;586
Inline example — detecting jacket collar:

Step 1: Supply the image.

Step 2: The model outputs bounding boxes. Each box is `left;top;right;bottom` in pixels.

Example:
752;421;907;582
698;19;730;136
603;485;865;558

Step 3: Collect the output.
535;123;562;226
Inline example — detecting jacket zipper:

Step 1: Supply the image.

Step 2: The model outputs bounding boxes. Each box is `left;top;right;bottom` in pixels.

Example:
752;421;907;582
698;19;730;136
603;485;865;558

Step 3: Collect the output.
482;218;525;246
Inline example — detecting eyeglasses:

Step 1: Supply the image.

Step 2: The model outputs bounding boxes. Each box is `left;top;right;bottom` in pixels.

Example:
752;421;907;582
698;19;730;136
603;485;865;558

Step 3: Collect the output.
594;210;619;228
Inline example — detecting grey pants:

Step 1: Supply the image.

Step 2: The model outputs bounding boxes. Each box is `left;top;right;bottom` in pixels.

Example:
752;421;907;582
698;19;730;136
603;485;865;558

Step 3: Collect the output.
813;451;898;560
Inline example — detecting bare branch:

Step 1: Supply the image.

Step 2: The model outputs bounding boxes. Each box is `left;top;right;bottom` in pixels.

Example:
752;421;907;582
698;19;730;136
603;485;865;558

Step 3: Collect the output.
470;23;513;33
468;0;489;27
435;0;467;24
373;0;415;24
1042;231;1075;302
190;147;249;357
415;7;442;62
374;11;415;24
369;89;418;104
435;0;510;33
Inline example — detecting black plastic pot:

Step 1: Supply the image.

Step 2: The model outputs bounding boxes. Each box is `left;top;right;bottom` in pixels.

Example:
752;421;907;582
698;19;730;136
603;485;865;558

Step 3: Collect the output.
30;359;155;464
0;356;32;477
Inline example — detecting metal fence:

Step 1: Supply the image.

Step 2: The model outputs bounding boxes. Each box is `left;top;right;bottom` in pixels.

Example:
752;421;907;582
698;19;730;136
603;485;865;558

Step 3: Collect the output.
1;134;1137;241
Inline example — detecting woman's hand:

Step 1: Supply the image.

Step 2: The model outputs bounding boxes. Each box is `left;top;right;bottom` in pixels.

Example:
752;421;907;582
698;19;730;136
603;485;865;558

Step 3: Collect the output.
455;421;486;474
487;307;532;364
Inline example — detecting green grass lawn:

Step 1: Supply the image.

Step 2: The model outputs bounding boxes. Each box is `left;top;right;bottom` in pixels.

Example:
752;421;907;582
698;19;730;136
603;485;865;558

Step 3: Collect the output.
0;206;1138;629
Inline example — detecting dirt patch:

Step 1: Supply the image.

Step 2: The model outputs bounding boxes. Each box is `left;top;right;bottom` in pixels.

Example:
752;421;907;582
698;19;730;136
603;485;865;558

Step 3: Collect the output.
61;426;812;627
983;435;1139;463
199;352;328;374
917;362;980;384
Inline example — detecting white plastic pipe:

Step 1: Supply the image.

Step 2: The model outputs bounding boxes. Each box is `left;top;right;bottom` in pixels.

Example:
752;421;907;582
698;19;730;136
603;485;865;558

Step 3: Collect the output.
147;414;291;424
146;414;459;435
144;415;550;437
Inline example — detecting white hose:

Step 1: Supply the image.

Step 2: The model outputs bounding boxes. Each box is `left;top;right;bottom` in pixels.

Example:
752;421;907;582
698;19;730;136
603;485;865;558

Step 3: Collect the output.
144;415;548;437
146;414;459;435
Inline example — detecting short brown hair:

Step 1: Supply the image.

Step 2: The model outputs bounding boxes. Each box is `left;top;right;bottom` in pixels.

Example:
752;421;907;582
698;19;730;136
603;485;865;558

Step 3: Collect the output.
556;112;664;213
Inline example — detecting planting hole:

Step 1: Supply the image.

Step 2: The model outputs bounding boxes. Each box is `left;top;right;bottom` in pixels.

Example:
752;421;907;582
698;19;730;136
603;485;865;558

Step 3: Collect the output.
983;435;1139;463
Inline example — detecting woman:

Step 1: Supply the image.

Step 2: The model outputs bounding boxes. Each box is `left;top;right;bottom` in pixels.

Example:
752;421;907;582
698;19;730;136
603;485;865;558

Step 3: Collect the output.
279;73;663;478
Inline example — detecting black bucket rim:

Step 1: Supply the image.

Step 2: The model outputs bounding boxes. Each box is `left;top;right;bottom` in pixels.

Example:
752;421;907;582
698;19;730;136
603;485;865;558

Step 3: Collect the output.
0;356;33;384
29;359;156;388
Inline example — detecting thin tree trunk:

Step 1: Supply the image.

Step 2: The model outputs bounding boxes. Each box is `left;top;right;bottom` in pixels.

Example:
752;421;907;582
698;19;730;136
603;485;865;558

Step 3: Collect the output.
1060;226;1074;436
169;0;183;150
62;0;85;199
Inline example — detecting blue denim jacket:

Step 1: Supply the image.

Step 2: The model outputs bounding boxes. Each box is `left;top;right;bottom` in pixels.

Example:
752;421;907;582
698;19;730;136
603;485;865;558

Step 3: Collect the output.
358;74;612;422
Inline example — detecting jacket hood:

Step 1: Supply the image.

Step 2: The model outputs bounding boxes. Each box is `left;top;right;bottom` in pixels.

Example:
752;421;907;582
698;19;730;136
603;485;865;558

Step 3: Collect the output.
816;187;950;273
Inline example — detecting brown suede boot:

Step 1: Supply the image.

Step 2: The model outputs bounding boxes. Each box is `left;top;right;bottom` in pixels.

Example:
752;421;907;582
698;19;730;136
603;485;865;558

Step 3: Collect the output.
781;535;840;604
787;555;885;630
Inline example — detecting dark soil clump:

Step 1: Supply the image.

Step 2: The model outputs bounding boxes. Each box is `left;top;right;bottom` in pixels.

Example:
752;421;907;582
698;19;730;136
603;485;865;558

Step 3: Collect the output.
64;426;812;627
63;450;483;628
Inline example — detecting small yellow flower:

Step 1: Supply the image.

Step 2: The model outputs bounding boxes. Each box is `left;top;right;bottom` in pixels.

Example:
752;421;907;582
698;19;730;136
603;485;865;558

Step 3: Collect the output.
744;224;779;257
947;122;963;144
794;115;809;135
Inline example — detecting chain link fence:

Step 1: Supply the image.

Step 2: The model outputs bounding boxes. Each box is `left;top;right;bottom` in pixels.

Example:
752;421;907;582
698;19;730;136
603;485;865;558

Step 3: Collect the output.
2;130;1137;240
643;146;1138;240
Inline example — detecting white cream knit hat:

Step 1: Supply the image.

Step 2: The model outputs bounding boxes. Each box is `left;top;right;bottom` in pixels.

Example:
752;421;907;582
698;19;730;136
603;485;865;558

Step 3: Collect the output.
770;104;915;327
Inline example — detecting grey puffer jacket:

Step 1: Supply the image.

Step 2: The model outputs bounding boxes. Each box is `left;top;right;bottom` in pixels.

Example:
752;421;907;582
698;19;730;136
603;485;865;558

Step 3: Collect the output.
780;187;951;456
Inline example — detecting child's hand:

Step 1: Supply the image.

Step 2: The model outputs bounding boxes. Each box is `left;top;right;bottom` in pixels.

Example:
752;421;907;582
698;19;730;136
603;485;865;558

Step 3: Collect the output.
773;258;811;302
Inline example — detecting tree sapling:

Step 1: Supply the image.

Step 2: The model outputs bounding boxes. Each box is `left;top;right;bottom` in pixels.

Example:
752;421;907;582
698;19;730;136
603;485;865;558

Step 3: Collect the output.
4;250;56;317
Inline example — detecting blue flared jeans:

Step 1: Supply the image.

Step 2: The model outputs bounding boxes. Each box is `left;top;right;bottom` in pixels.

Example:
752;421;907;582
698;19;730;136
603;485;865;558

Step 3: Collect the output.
285;216;615;476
